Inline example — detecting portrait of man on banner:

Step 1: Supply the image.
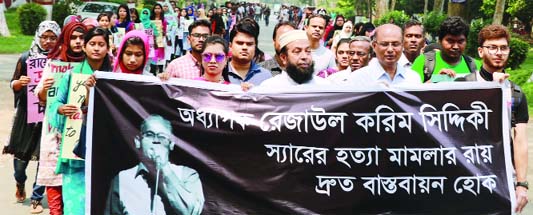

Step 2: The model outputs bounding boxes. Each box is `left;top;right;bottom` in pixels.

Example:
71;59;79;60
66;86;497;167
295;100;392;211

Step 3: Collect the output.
104;115;205;215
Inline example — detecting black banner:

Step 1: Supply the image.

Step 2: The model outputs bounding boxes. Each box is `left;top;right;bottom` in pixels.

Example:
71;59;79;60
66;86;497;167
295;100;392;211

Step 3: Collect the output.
88;72;515;214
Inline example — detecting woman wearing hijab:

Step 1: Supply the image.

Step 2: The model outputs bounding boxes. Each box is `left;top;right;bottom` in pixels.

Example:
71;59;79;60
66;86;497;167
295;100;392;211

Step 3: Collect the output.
162;1;178;63
49;27;111;215
113;30;150;74
331;21;354;51
5;20;60;214
34;21;87;215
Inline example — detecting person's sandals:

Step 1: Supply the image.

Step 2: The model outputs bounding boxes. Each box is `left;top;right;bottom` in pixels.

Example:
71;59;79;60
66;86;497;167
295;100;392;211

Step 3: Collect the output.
30;200;44;214
15;183;25;203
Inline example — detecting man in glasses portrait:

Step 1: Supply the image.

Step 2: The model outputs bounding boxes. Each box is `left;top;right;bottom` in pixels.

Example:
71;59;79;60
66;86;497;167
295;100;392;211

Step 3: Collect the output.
161;20;212;80
105;115;205;215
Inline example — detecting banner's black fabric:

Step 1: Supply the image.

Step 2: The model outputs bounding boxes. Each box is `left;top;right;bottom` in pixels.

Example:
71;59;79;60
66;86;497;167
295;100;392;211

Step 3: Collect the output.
89;77;512;215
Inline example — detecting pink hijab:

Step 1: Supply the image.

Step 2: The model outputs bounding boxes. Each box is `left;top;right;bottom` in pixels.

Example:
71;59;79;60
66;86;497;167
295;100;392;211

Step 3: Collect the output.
113;30;150;74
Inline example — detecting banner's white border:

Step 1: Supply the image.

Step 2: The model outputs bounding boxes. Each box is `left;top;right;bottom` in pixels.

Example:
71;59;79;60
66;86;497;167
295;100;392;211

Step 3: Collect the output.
87;72;514;214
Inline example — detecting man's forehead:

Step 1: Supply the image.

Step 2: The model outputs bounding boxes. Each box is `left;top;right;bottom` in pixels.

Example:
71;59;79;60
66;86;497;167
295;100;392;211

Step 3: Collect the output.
482;37;508;45
191;26;210;34
143;120;170;133
287;39;310;50
350;41;371;50
404;25;423;34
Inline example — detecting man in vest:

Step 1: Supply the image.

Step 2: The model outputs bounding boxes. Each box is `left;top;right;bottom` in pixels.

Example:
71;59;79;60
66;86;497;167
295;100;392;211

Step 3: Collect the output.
411;16;481;83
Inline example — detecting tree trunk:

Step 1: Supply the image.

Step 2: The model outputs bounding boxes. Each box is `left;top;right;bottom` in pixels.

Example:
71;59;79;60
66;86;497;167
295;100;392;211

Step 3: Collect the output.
493;0;506;24
390;0;397;11
424;0;429;15
433;0;445;12
0;2;10;37
448;1;467;18
375;0;389;20
367;0;373;23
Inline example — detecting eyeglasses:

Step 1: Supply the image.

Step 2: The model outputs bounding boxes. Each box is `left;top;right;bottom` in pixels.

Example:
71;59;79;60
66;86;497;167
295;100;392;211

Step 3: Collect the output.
39;36;58;42
482;45;510;55
376;41;401;48
191;33;210;39
202;53;226;63
142;131;171;145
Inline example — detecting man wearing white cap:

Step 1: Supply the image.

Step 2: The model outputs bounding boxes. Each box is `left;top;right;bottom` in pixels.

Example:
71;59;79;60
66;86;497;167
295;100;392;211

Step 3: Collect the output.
260;30;330;87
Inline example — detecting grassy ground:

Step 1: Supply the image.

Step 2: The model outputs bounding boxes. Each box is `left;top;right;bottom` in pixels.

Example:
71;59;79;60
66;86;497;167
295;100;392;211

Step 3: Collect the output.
0;8;33;54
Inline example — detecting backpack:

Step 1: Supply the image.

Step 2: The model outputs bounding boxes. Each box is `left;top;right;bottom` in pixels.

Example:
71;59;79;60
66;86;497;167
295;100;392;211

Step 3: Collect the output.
423;50;477;82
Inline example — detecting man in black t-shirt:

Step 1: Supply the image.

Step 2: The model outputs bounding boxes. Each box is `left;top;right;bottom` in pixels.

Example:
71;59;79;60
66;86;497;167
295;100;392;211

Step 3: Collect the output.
457;24;529;213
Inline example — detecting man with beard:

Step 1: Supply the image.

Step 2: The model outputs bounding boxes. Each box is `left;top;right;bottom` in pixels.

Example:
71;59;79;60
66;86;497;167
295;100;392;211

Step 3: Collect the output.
398;20;425;69
328;36;372;83
456;25;529;213
260;21;297;76
305;14;337;75
260;30;330;87
161;20;211;80
347;24;420;86
411;16;480;83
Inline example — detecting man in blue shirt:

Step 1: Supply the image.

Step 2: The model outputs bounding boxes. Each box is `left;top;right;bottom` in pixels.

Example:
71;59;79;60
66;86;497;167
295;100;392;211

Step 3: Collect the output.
227;18;272;86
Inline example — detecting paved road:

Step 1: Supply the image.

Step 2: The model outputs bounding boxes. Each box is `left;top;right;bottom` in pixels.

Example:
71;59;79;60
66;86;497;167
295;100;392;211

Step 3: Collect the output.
2;16;533;214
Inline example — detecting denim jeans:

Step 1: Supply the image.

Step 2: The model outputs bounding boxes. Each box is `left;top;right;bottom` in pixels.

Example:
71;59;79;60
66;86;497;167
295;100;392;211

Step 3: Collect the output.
14;159;45;201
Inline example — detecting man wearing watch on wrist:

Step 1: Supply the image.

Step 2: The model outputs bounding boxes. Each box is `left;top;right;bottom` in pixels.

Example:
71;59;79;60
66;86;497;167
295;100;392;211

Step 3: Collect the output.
456;24;529;213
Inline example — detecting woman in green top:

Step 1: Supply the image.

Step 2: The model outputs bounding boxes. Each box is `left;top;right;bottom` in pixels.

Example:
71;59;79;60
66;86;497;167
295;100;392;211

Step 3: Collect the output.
50;27;112;214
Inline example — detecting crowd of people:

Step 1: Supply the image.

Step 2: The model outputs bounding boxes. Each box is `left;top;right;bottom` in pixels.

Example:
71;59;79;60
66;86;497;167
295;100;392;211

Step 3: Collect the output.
3;1;530;214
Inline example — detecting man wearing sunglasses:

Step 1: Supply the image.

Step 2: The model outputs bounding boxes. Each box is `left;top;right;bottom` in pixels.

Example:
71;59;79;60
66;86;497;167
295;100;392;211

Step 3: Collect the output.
106;115;204;215
456;25;529;213
161;20;212;80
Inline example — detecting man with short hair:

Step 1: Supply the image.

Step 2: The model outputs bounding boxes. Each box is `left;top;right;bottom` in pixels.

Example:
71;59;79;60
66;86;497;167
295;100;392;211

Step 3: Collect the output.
162;20;212;80
399;20;425;69
105;115;205;215
347;24;420;86
228;19;272;85
260;30;329;87
411;16;481;83
456;24;529;213
260;21;297;76
328;36;372;83
304;14;337;75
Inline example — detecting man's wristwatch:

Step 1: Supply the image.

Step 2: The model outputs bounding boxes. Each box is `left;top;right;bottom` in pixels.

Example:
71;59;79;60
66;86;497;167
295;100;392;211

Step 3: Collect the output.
516;181;529;189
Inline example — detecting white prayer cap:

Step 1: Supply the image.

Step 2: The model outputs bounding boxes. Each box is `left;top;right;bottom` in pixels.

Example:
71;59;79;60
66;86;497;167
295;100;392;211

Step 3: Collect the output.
279;30;308;50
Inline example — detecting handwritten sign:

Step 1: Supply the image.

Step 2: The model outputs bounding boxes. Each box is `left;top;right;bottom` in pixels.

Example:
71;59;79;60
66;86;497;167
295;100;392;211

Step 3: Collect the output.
60;73;90;160
114;27;126;48
143;28;155;58
152;20;164;48
26;57;47;123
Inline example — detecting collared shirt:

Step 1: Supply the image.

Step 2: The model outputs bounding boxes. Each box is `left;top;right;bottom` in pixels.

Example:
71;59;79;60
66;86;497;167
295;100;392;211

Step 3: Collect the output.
327;67;352;84
259;56;283;77
398;52;413;69
259;71;330;88
165;52;201;79
105;163;204;215
347;59;421;86
312;45;337;75
228;61;272;85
